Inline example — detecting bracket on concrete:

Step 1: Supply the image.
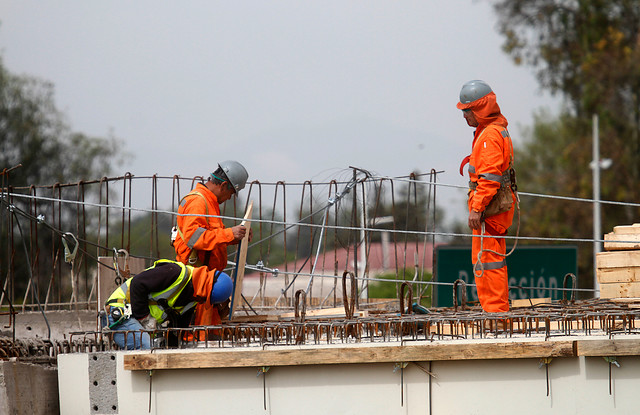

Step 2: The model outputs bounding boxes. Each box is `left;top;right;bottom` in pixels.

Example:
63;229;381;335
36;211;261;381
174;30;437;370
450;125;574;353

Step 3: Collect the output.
603;356;620;395
394;362;409;407
538;357;553;397
257;366;270;410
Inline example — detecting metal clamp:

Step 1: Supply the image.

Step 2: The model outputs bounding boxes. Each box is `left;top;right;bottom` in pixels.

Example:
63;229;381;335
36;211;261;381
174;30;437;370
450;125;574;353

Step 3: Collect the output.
62;233;79;264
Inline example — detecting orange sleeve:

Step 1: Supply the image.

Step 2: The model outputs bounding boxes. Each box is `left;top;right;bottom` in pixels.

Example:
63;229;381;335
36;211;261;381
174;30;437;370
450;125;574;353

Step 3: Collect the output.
191;266;216;303
470;130;505;213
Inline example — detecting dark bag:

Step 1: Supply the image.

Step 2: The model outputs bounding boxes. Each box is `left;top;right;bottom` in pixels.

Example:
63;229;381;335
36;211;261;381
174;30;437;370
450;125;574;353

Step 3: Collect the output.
483;175;515;218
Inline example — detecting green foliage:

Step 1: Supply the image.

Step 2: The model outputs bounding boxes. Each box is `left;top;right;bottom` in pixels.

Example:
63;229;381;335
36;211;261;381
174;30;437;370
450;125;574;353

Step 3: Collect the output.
0;58;127;187
493;0;640;200
368;269;432;308
493;0;640;290
0;57;128;300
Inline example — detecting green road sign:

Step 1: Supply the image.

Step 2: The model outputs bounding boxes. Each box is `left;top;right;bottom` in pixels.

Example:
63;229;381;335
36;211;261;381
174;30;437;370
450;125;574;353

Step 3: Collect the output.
434;245;578;308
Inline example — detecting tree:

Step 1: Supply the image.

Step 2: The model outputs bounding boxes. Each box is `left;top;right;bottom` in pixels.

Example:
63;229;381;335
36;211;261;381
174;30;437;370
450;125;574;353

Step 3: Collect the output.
492;0;640;289
0;57;127;305
0;58;125;187
494;0;640;204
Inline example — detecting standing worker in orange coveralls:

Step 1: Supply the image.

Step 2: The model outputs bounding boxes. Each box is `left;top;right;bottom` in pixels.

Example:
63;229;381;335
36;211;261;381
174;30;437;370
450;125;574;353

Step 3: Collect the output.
457;80;516;313
173;160;250;332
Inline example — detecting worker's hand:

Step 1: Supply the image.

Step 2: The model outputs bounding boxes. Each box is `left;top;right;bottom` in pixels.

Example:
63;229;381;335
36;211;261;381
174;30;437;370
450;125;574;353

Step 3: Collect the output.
216;299;231;320
231;225;247;242
138;314;157;331
468;210;483;230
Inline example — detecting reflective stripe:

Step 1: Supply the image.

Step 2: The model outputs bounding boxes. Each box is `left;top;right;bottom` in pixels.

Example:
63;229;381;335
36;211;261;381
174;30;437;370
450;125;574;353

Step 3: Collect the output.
147;261;195;323
187;227;206;249
468;165;476;174
105;279;132;308
501;130;509;138
479;172;503;183
150;266;191;301
475;260;506;270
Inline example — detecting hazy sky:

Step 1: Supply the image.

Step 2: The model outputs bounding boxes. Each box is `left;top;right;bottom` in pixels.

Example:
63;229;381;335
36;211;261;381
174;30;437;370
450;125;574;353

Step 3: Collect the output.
0;1;558;214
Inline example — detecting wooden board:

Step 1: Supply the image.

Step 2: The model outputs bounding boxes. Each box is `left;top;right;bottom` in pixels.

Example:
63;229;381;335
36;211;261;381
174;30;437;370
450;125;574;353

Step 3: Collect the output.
576;338;640;357
597;267;640;284
612;223;640;234
123;340;576;371
229;201;253;320
97;255;146;330
604;224;640;251
511;298;551;308
279;307;369;320
600;281;640;298
97;255;146;310
604;233;640;251
596;250;640;269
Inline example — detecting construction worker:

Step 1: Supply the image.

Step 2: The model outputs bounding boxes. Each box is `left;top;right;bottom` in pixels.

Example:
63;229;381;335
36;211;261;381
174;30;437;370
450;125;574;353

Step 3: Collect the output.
173;160;250;332
103;259;233;350
457;80;515;313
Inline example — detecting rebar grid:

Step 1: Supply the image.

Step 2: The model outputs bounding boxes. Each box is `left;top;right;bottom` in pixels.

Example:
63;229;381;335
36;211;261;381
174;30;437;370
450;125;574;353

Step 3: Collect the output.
2;299;625;357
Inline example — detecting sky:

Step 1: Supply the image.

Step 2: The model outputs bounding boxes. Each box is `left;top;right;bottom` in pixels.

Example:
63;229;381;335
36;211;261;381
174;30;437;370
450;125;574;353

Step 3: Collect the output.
0;1;559;220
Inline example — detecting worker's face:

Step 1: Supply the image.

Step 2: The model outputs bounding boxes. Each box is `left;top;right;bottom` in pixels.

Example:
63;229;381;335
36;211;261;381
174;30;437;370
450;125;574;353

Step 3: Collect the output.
217;182;236;203
463;109;478;127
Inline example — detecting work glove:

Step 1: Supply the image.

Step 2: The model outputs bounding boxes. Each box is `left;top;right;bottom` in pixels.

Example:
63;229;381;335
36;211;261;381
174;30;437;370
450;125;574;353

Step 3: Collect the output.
138;314;157;331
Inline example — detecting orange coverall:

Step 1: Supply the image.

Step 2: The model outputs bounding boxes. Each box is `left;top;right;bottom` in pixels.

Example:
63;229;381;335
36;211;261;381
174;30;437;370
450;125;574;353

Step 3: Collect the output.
458;92;515;312
174;182;235;326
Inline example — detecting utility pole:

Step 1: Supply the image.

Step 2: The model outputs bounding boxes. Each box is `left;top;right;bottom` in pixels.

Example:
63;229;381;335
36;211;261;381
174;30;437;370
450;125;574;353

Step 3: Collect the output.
593;114;601;298
591;114;612;298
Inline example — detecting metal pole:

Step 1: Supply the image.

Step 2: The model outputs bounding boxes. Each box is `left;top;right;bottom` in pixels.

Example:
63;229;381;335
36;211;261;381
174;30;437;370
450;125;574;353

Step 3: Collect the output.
593;114;601;298
358;181;368;299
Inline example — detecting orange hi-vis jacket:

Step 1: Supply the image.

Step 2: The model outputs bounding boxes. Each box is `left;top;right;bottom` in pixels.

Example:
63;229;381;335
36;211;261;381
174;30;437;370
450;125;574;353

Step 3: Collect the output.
458;91;515;312
174;182;234;326
468;124;515;234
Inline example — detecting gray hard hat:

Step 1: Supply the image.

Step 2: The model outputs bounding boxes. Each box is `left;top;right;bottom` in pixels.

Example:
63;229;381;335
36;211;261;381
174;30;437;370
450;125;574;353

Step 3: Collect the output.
459;80;493;104
217;160;248;193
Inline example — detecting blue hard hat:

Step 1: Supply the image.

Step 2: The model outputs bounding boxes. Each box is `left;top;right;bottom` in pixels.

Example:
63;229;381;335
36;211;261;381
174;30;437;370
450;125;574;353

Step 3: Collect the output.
210;271;233;304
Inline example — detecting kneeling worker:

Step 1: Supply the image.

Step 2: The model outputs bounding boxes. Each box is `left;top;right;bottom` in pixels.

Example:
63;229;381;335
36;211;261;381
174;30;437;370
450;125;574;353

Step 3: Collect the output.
104;259;233;350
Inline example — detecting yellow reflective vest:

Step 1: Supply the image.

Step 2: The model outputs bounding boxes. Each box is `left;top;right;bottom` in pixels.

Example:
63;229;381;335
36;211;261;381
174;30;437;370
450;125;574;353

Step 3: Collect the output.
105;259;196;324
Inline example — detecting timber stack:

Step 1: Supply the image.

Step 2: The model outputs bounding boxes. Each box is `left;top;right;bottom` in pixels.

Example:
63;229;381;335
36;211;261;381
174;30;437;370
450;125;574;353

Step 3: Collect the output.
597;223;640;298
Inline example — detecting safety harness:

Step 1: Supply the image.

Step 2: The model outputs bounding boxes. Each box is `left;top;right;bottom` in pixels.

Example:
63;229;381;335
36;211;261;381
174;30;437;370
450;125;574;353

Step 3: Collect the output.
469;127;521;278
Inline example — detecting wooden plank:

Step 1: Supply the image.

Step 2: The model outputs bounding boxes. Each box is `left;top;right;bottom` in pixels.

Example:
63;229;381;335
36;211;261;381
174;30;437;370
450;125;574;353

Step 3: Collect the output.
612;223;640;234
604;232;640;251
279;307;368;319
596;251;640;269
229;201;253;320
597;267;640;284
97;255;146;331
576;339;640;357
97;255;146;310
123;340;576;371
230;314;280;323
600;281;640;298
511;298;551;308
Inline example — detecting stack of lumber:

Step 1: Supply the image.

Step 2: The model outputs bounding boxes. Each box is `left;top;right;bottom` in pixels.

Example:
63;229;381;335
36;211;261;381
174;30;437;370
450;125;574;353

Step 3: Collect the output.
597;224;640;298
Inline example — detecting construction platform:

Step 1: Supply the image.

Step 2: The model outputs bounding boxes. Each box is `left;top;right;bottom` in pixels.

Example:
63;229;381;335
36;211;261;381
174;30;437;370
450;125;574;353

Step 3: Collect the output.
47;298;640;414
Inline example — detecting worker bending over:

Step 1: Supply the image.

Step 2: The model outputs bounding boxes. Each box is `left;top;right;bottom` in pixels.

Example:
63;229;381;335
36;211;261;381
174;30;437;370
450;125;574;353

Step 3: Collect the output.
104;259;233;349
